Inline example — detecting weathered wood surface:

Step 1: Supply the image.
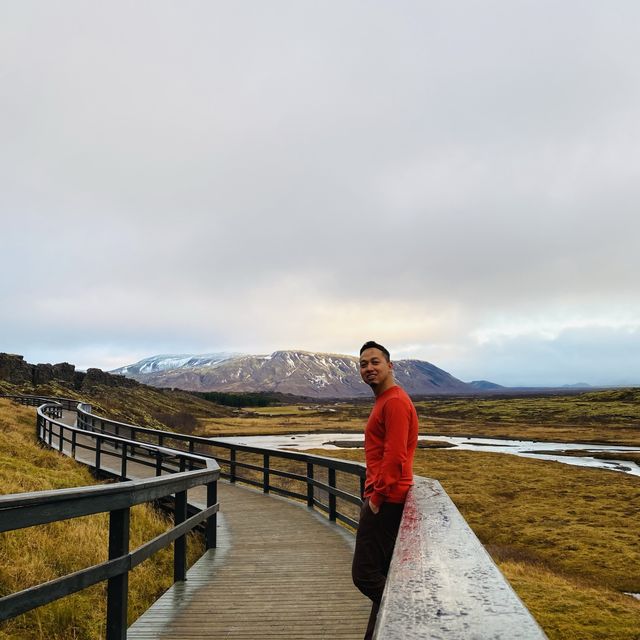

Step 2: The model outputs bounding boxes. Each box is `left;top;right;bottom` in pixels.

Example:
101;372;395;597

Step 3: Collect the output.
53;412;371;639
375;476;547;640
127;483;368;639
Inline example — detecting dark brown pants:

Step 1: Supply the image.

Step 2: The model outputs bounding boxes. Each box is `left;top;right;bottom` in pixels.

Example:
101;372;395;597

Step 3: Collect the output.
352;500;404;640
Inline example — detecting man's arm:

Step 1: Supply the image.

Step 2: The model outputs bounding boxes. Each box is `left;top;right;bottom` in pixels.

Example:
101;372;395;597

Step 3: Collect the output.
369;397;411;511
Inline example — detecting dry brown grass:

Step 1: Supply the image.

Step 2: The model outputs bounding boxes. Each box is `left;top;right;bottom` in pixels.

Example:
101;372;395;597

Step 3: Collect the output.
196;413;364;436
423;416;640;447
3;387;639;638
547;450;640;465
502;562;640;640
0;399;204;640
193;393;640;446
313;446;640;639
2;378;235;432
414;391;640;446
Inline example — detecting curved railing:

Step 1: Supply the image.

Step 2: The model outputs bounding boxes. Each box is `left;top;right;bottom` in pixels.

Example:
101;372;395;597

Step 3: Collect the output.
73;402;547;639
0;401;220;640
1;395;547;639
1;393;78;410
76;402;366;528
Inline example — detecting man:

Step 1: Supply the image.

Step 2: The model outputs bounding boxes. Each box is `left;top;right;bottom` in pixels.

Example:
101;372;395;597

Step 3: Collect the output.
352;341;419;640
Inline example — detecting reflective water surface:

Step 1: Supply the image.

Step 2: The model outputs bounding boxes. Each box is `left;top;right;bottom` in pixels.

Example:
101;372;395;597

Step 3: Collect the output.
213;432;640;477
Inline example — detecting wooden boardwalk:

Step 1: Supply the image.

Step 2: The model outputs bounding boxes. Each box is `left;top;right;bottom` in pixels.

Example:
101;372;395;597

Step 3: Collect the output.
57;411;371;639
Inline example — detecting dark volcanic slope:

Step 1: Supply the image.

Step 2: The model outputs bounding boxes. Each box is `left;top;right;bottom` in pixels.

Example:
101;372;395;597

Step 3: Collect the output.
118;350;476;398
392;359;474;395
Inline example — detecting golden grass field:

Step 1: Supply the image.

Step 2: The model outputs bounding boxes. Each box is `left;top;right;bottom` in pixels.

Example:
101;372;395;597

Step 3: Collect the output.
194;389;640;446
1;384;639;639
304;446;640;640
0;378;235;432
0;399;203;640
194;391;640;639
413;390;640;447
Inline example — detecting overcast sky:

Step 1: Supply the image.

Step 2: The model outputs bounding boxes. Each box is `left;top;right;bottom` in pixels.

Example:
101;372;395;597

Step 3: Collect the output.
2;1;639;386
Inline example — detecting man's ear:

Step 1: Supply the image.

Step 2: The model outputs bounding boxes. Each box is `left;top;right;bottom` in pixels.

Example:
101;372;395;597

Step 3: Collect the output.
388;360;394;370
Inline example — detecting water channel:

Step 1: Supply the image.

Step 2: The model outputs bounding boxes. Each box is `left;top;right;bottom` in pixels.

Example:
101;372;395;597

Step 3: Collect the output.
213;433;640;478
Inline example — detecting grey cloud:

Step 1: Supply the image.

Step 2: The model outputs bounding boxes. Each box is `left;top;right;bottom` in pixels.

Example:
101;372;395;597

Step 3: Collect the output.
2;1;639;383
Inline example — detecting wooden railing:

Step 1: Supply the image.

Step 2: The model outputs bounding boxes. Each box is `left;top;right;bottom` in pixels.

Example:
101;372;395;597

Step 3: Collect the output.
76;403;366;528
1;395;547;639
1;393;77;411
74;402;547;639
375;476;546;639
0;402;220;640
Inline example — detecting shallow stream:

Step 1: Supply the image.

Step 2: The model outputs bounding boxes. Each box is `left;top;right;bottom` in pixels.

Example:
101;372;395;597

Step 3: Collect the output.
212;433;640;477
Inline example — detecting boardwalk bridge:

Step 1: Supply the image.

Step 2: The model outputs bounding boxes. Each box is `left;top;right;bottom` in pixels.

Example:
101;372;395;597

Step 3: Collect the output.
0;395;546;639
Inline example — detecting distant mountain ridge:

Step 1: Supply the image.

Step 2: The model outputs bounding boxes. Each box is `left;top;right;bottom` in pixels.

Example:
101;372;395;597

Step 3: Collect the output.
112;350;478;398
114;353;240;376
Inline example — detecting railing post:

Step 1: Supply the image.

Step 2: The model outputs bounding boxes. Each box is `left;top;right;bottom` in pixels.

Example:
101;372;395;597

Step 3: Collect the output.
230;449;237;483
58;424;64;452
328;467;337;521
48;420;53;447
71;430;77;458
206;481;217;550
106;506;130;640
263;454;270;493
307;462;314;507
360;476;365;503
120;444;127;480
174;490;188;582
155;450;163;476
188;441;195;470
95;438;102;472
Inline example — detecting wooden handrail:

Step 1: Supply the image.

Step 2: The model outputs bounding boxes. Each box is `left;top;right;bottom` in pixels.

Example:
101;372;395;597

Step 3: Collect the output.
0;402;220;640
71;401;548;637
3;394;548;638
76;402;366;527
374;477;547;639
1;393;78;410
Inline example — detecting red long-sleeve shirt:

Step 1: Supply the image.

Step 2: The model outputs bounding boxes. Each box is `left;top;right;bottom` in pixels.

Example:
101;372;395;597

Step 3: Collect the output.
363;385;419;509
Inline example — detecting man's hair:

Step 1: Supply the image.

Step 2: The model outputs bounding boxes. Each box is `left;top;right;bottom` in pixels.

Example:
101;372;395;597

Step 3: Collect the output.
359;341;391;361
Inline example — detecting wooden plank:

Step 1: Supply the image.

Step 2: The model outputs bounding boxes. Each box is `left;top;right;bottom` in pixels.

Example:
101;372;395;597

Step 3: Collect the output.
127;481;370;639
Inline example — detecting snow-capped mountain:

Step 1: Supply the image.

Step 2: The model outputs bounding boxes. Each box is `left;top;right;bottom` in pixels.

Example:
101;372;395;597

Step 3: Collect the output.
111;350;477;398
111;353;239;378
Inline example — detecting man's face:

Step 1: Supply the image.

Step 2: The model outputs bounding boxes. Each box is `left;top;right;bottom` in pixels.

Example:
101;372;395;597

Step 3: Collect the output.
359;347;393;391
